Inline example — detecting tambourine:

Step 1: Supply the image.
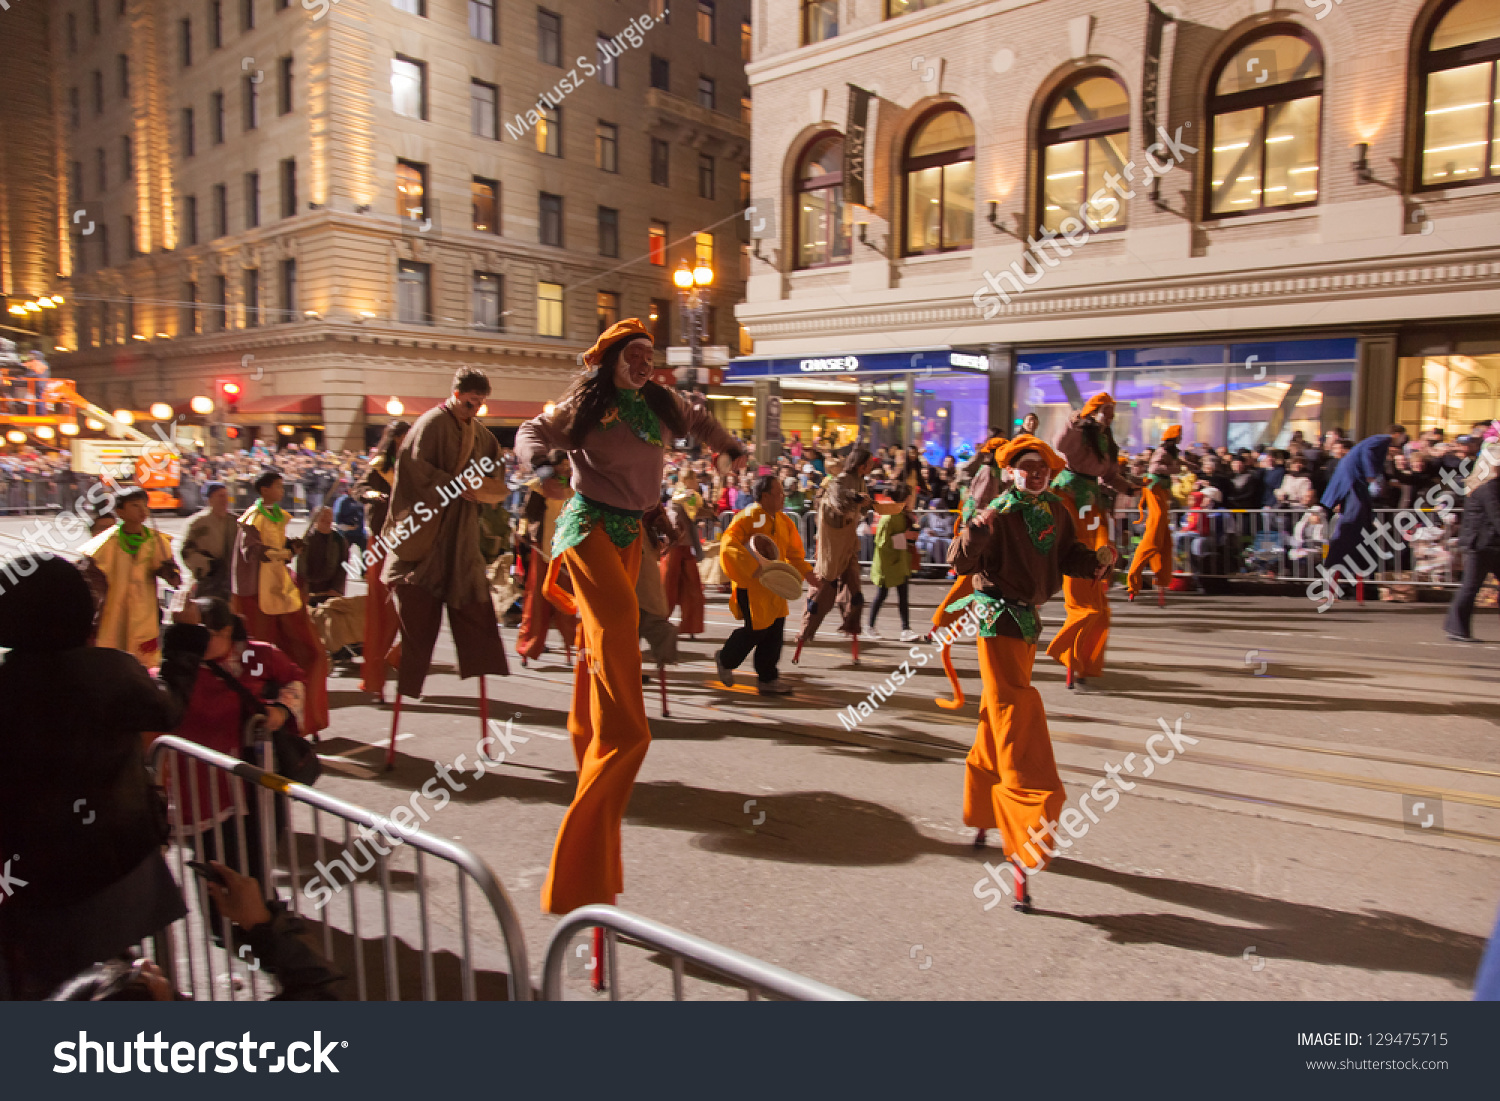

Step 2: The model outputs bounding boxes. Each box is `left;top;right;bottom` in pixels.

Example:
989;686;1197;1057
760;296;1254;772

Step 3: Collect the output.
747;533;804;601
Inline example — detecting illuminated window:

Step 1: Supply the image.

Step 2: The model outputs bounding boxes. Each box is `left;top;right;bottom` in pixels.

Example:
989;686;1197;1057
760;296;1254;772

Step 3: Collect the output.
903;106;974;255
694;231;714;268
1038;72;1130;233
887;0;947;16
648;220;667;265
1419;0;1500;187
697;1;715;43
797;132;850;268
802;0;836;44
537;105;560;155
392;56;427;119
1207;29;1322;216
741;18;752;62
396;159;426;220
537;281;564;336
472;177;499;233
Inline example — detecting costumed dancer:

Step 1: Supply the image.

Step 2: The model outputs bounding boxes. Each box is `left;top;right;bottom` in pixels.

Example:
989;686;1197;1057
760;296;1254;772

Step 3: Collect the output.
716;473;812;695
637;503;679;715
659;468;706;638
1047;394;1139;688
1125;425;1194;605
793;449;900;664
515;318;745;921
357;419;410;701
515;450;578;665
931;436;1007;707
232;471;330;737
947;439;1117;911
80;486;181;668
379;369;511;766
1319;424;1409;603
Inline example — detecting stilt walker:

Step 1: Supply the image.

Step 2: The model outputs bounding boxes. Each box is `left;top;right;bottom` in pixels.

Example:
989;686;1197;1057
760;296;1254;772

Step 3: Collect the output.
1047;394;1139;689
515;450;578;666
358;419;410;702
637;505;680;716
516;319;745;931
232;471;330;738
931;436;1007;708
1125;426;1192;605
659;470;706;638
793;449;900;665
379;368;512;769
947;439;1118;910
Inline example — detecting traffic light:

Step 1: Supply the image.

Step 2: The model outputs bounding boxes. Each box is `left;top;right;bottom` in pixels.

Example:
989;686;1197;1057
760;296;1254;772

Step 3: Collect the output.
219;379;241;415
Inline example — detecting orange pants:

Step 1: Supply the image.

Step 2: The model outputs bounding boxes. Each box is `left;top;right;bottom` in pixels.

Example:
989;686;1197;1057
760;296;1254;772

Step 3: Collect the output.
516;551;577;660
234;593;330;735
360;546;401;695
963;635;1066;873
1126;484;1173;595
541;525;651;915
1047;488;1112;678
660;545;705;636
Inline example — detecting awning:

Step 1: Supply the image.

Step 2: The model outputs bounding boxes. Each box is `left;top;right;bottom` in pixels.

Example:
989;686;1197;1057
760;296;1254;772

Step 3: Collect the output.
236;394;323;415
724;347;990;381
364;396;547;421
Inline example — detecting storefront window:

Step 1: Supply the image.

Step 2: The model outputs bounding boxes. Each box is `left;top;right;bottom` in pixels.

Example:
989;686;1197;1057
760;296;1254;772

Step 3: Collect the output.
1397;354;1500;434
912;372;988;462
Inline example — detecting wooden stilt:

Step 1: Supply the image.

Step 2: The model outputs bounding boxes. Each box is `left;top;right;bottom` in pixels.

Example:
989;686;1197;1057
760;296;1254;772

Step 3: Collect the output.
591;925;606;993
478;676;489;738
791;637;804;665
658;662;669;717
385;693;402;771
851;635;859;665
1355;577;1365;606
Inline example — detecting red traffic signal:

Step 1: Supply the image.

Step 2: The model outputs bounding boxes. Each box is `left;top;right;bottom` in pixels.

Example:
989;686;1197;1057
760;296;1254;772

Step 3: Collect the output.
220;380;241;398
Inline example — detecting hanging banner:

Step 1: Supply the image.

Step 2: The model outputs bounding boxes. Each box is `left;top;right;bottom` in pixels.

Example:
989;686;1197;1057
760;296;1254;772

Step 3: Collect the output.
844;84;873;207
1141;2;1169;144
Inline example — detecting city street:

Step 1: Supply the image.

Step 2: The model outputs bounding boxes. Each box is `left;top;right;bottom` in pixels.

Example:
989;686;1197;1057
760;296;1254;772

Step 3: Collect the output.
25;506;1480;1001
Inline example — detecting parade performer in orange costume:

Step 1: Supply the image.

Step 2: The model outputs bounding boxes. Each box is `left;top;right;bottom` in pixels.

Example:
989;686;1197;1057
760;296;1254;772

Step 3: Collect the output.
1126;425;1193;604
516;319;745;918
659;469;706;637
357;419;410;701
515;450;578;664
947;438;1117;911
1047;395;1139;688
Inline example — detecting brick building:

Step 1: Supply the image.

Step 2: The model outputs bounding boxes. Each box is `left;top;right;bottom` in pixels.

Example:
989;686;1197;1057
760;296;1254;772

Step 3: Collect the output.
3;0;751;448
734;0;1500;461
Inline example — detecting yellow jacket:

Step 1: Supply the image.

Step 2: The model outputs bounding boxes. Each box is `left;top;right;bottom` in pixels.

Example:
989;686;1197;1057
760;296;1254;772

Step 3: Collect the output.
81;525;174;666
721;504;813;630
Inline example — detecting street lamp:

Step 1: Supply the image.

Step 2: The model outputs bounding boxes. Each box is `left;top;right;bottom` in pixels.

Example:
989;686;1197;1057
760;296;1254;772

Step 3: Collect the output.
149;402;174;420
190;395;214;415
673;260;714;395
385;396;404;417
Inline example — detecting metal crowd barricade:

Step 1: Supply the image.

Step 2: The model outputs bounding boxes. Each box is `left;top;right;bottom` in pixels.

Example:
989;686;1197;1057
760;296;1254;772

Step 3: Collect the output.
1107;504;1462;589
541;904;861;1002
147;734;532;1001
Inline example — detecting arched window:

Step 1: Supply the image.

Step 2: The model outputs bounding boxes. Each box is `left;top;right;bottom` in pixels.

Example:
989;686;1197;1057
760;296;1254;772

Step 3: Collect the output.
795;133;850;268
1038;72;1131;233
903;106;974;255
1206;29;1323;217
1419;0;1500;188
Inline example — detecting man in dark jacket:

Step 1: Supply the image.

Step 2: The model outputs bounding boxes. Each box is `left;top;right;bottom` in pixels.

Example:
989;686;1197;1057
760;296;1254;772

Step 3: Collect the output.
1444;454;1500;641
0;555;208;998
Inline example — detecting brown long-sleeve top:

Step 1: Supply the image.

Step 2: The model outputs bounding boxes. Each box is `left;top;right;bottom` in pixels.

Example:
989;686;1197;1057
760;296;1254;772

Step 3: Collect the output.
948;494;1100;635
356;460;395;534
515;388;741;513
1148;446;1201;479
1054;417;1138;494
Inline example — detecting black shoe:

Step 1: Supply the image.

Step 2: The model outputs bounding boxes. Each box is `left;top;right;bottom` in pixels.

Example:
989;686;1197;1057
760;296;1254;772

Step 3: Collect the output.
715;652;735;688
972;828;987;848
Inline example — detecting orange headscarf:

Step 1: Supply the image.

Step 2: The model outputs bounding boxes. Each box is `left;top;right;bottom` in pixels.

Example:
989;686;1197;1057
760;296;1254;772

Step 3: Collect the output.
1162;425;1183;443
582;318;653;367
994;437;1066;473
978;436;1009;455
1081;393;1115;418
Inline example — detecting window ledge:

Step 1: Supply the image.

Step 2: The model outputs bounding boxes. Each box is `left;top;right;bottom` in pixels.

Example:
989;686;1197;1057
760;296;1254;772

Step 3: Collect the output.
899;248;973;265
1203;207;1318;231
1422;180;1500;202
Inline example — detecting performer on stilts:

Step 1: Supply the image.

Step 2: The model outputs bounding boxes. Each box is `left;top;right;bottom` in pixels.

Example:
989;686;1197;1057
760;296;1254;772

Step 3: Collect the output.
358;419;410;702
793;449;900;664
232;471;330;738
947;438;1118;911
515;450;577;665
379;368;511;768
931;436;1007;707
637;504;679;716
1319;424;1408;602
1047;394;1139;689
659;469;706;638
1125;425;1195;605
515;319;745;926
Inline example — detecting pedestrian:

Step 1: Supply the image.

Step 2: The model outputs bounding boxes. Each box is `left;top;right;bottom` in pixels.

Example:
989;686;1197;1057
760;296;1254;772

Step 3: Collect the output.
1320;424;1409;599
867;482;918;641
716;473;811;695
80;487;181;667
232;470;329;738
329;481;367;566
515;318;744;921
947;438;1117;912
379;369;510;753
1443;441;1500;641
179;481;237;601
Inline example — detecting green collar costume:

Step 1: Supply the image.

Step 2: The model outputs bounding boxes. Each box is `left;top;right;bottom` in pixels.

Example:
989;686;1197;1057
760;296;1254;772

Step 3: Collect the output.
115;523;148;556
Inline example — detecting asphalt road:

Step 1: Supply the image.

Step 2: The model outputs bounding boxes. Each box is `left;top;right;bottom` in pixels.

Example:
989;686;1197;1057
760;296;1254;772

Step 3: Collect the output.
5;513;1496;1000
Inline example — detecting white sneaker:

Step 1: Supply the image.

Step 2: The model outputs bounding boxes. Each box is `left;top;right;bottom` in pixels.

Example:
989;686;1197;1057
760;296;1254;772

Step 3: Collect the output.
865;628;884;640
899;629;919;642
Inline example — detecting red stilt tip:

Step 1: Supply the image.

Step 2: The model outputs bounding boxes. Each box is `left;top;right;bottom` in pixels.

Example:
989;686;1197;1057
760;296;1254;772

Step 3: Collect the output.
479;676;489;735
1157;586;1166;608
791;638;804;665
591;926;606;993
1355;578;1365;606
851;635;859;664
